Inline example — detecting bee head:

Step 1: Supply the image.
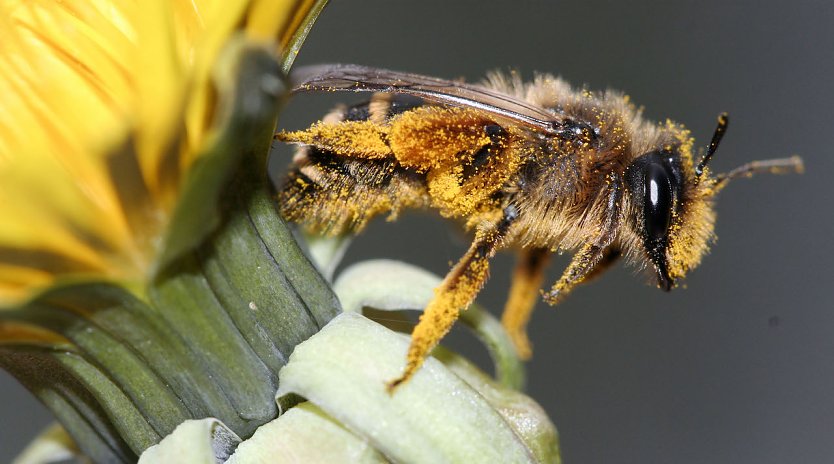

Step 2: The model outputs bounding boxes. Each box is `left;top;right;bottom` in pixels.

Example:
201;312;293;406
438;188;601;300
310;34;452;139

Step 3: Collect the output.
623;113;802;291
625;150;715;291
624;119;722;291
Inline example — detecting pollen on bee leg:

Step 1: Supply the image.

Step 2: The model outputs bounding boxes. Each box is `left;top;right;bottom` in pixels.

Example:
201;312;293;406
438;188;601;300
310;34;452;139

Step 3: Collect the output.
387;250;492;392
276;120;392;158
501;249;550;360
543;242;607;306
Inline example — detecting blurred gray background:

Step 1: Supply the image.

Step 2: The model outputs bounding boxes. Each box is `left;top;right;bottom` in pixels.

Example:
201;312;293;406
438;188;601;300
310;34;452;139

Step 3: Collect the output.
3;1;833;462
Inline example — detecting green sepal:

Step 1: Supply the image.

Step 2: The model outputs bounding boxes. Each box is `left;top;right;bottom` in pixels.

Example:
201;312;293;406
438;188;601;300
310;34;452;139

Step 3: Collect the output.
155;37;286;273
279;0;331;75
157;0;331;273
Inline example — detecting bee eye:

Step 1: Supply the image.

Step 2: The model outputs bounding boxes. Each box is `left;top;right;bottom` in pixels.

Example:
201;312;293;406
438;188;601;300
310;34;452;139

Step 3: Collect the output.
625;150;682;290
644;161;674;241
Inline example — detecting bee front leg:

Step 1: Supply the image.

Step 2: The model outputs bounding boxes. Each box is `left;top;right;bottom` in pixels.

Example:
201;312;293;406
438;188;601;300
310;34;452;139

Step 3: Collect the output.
387;205;519;392
501;248;550;360
544;173;622;305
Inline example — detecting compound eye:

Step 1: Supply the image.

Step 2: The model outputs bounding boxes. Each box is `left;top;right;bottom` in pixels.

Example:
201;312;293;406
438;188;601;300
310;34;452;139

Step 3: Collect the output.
644;161;674;242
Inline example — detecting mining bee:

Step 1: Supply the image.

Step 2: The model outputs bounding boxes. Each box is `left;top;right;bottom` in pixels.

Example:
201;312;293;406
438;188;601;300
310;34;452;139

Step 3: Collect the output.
276;64;803;390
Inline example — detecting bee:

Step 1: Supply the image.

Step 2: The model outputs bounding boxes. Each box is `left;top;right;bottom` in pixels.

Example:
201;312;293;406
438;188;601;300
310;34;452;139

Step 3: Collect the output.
276;64;803;390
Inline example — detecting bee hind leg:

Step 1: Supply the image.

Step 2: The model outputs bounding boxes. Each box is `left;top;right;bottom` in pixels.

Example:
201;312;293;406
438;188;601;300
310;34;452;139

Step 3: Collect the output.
387;205;519;392
501;248;551;360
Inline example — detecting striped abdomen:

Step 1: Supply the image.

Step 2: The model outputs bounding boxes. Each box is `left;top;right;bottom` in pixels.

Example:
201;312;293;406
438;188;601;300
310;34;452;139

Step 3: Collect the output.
278;94;430;235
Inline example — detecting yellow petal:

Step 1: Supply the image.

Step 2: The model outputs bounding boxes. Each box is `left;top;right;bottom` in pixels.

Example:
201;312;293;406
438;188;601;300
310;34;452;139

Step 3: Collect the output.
0;0;312;306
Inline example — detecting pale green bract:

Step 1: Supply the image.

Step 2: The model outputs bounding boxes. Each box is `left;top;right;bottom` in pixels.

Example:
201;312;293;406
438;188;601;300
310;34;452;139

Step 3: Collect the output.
138;419;240;464
228;402;387;463
333;258;525;389
275;311;545;464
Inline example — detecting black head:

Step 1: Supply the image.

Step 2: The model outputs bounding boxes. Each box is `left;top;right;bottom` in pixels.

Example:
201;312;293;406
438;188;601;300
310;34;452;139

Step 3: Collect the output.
625;149;685;290
622;113;801;292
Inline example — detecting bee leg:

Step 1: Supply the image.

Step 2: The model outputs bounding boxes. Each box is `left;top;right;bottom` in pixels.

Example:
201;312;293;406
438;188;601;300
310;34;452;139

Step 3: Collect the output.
544;173;622;305
501;248;551;360
582;247;621;283
387;205;519;392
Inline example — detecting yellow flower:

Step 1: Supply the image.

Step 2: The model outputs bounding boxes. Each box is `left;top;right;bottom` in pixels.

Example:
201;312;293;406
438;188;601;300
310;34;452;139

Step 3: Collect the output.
0;0;319;305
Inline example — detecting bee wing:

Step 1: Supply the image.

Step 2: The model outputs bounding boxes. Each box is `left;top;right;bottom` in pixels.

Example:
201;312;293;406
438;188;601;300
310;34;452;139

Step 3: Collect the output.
290;64;560;134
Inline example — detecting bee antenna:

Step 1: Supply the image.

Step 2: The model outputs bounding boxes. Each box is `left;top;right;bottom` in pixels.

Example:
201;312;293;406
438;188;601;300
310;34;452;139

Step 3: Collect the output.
696;112;729;178
714;155;804;190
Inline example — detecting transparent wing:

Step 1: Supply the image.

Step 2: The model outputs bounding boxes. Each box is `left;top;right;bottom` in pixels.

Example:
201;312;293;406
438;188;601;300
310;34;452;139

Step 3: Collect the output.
290;64;562;134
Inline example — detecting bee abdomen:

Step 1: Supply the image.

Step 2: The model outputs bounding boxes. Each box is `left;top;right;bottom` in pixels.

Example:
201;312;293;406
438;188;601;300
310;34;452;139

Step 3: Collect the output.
278;92;432;234
279;146;427;235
